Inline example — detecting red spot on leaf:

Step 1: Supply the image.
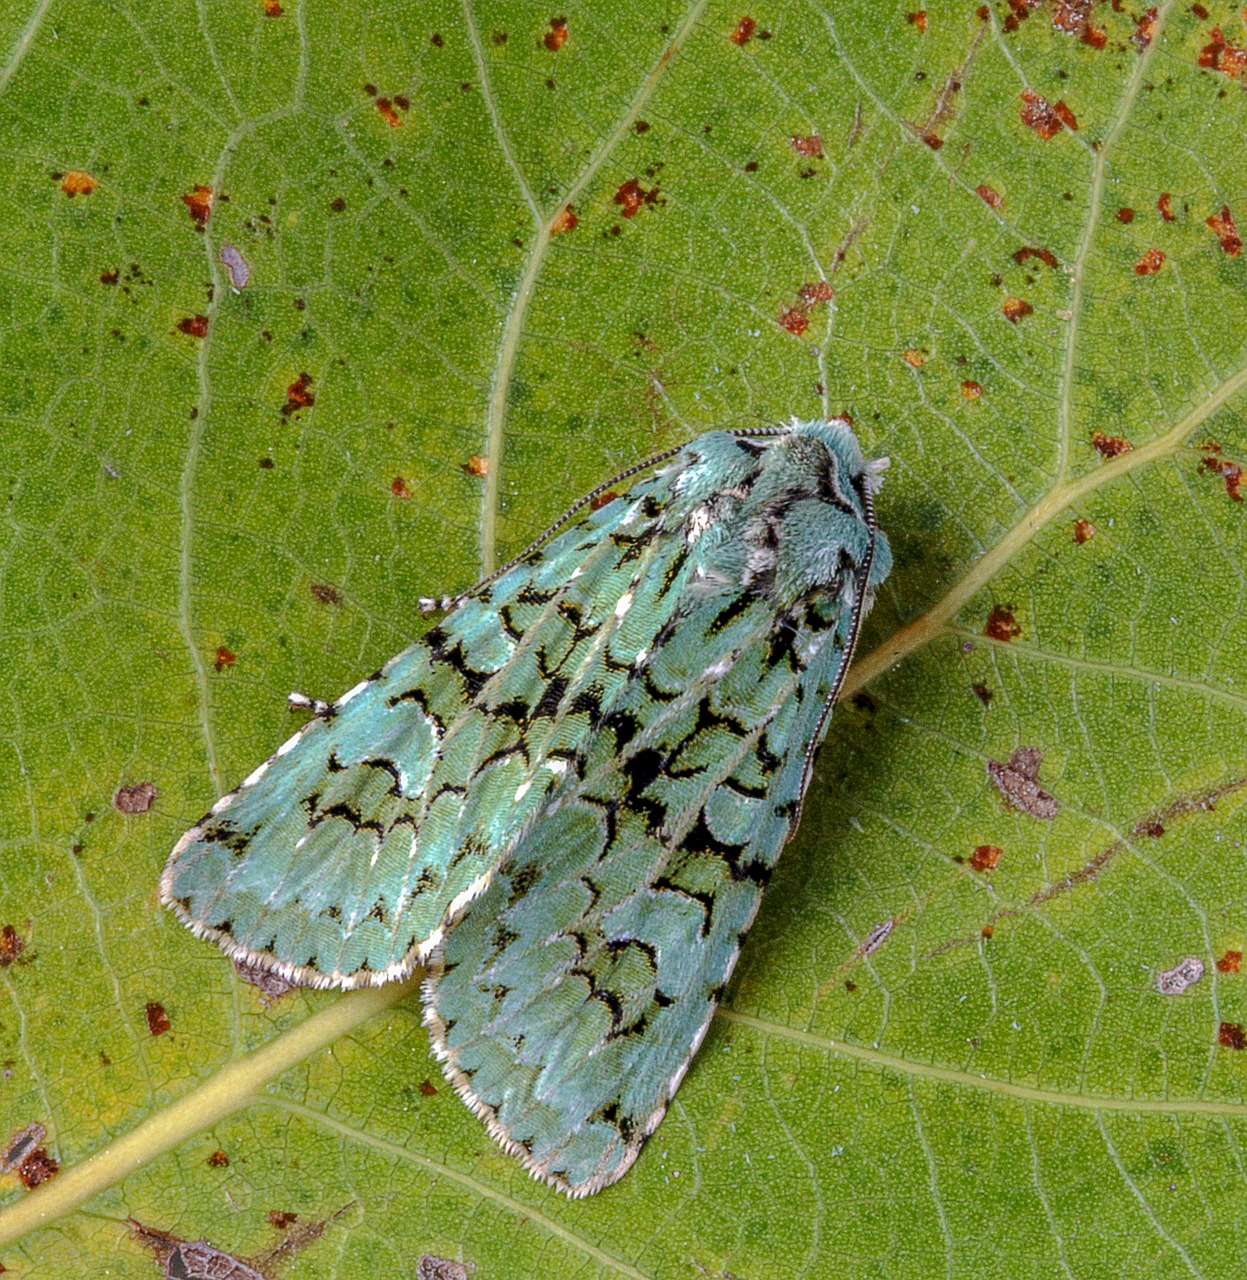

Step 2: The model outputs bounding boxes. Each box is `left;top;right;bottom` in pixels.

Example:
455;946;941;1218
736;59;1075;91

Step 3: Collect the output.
1073;518;1096;543
177;314;209;338
182;185;214;227
1200;28;1247;76
1092;430;1133;457
921;132;944;150
962;380;984;400
1014;245;1059;268
977;184;1003;209
1208;205;1243;255
1134;7;1158;48
375;98;402;127
970;845;1002;872
790;134;825;158
1218;951;1244;973
60;171;98;196
1002;297;1033;322
800;280;834;306
544;17;569;51
731;15;757;44
269;1211;299;1229
392;476;412;499
115;782;157;814
1021;90;1075;139
981;925;995;938
263;0;283;15
1082;23;1107;48
985;605;1022;642
972;682;993;706
1117;206;1135;223
613;178;658;218
1052;0;1094;33
550;204;578;234
1220;1022;1247;1050
1134;246;1166;275
778;305;809;336
1200;451;1244;501
282;372;315;416
145;1001;171;1036
214;645;236;672
462;456;488;477
17;1148;58;1189
908;10;929;32
419;1079;439;1096
0;926;25;967
207;1150;230;1167
590;490;619;511
1157;192;1176;223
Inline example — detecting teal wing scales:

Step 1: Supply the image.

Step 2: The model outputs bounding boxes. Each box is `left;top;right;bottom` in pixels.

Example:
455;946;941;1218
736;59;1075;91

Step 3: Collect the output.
424;421;892;1194
161;455;716;989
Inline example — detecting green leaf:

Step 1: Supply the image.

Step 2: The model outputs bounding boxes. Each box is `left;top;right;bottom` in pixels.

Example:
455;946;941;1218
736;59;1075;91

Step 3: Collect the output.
2;0;1246;1275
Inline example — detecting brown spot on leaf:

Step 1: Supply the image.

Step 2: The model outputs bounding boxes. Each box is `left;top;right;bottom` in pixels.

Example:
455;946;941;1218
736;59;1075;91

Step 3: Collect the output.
269;1211;298;1229
100;268;119;285
177;315;209;339
970;844;1002;871
902;349;926;368
613;178;658;218
16;1148;58;1189
1117;207;1135;223
1082;22;1107;48
790;134;824;158
1073;517;1096;543
310;583;342;605
376;98;402;127
1014;246;1058;268
731;15;757;44
259;456;274;469
985;604;1022;642
214;645;236;672
61;171;98;196
977;184;1003;209
0;925;25;967
1133;6;1158;47
1020;90;1075;139
962;380;984;400
462;456;488;478
981;924;995;938
1200;28;1247;77
145;1001;171;1036
207;1150;230;1167
1207;205;1242;256
590;490;619;511
182;185;214;227
1157;192;1176;223
1092;430;1133;458
115;782;157;814
1217;950;1243;973
264;0;283;15
419;1079;439;1096
550;204;578;234
1052;0;1094;33
1200;450;1244;501
329;197;347;213
544;17;569;51
1002;297;1033;323
130;1221;265;1280
1221;1022;1247;1049
972;682;993;706
392;476;412;499
282;372;315;416
800;280;834;306
852;691;877;712
908;10;929;31
778;306;809;336
988;747;1059;820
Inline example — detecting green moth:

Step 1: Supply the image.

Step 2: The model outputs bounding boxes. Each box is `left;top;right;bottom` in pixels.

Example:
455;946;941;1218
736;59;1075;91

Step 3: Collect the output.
162;419;892;1196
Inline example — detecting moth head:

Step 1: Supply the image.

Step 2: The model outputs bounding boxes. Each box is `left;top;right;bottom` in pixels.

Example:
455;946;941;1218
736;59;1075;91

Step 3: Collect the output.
692;419;892;611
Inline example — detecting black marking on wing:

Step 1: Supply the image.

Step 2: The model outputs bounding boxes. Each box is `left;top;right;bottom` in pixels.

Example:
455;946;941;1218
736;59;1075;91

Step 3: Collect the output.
653;876;716;936
310;801;385;838
531;675;568;721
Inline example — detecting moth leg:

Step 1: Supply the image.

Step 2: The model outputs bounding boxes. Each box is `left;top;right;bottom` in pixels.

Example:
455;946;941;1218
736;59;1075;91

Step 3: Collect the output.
287;691;333;717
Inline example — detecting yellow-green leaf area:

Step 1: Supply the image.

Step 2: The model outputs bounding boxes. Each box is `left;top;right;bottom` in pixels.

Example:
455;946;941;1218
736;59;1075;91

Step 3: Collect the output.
2;0;1247;1276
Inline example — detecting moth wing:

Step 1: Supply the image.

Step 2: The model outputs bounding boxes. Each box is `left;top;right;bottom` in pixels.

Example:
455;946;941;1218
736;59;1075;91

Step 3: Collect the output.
161;458;713;990
424;584;860;1195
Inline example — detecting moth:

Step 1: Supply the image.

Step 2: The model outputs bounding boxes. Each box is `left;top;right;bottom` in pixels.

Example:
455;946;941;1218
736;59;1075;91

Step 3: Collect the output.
162;419;892;1196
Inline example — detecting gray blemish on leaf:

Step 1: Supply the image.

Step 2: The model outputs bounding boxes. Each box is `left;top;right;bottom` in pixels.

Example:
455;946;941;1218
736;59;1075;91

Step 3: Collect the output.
220;244;251;289
418;1256;473;1280
1156;957;1204;995
857;919;893;959
987;747;1059;819
115;782;157;814
234;956;298;1002
1;1122;45;1173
